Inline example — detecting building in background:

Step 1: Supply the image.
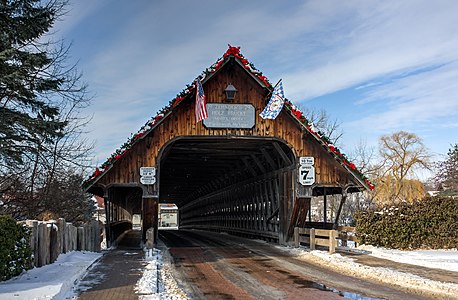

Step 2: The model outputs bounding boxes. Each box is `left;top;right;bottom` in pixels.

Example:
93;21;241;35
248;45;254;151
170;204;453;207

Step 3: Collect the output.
159;204;178;228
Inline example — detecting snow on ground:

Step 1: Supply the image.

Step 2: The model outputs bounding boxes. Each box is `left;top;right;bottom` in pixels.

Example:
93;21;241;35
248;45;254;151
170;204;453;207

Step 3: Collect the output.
0;251;102;300
135;248;188;300
282;246;458;300
357;245;458;272
1;243;457;300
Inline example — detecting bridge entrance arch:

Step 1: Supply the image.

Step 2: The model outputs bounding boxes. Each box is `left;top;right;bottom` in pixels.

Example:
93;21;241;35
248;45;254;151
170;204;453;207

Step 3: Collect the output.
158;136;296;244
84;46;372;247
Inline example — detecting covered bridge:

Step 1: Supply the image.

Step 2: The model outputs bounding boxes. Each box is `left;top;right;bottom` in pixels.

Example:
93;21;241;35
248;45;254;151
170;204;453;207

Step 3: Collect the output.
84;45;373;246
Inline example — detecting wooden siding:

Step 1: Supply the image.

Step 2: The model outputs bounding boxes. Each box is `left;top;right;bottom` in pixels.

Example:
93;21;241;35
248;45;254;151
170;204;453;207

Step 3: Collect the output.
97;62;355;189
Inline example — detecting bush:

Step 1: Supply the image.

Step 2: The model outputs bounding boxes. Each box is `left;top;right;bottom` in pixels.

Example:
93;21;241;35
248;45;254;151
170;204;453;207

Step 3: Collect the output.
0;215;33;281
355;196;458;249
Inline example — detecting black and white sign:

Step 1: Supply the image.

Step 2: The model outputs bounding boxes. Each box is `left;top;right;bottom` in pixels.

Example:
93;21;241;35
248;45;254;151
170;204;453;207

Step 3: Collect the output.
140;167;156;177
299;157;314;166
203;103;255;129
298;165;315;186
140;176;156;185
140;167;156;185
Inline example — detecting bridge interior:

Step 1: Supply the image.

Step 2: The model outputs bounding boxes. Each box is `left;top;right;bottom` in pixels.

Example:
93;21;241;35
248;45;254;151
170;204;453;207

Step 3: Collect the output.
159;137;296;241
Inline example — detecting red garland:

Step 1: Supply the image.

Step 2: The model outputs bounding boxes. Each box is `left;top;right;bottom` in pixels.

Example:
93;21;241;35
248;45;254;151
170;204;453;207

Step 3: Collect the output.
93;168;101;178
224;44;241;57
258;75;270;87
224;44;240;57
134;132;144;140
214;60;223;71
172;96;184;108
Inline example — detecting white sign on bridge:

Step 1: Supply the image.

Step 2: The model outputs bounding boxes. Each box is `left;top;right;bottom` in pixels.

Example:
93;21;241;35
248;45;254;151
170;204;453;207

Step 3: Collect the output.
140;167;156;185
299;156;314;166
140;176;156;185
298;157;315;186
298;165;315;186
140;167;156;176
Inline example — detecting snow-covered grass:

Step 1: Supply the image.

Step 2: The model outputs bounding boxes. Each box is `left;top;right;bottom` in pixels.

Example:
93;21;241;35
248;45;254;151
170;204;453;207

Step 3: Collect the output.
357;245;458;272
283;246;458;299
135;248;188;300
0;251;102;300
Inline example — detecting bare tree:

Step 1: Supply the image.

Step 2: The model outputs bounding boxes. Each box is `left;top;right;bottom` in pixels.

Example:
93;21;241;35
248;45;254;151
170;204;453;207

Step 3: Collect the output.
299;107;343;145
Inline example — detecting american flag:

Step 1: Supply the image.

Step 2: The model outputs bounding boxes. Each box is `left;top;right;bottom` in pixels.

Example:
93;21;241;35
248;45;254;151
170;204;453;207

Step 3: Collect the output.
195;78;208;122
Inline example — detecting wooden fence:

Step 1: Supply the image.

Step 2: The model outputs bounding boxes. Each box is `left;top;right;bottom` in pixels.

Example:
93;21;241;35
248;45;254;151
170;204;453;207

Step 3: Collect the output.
294;226;359;254
24;218;101;267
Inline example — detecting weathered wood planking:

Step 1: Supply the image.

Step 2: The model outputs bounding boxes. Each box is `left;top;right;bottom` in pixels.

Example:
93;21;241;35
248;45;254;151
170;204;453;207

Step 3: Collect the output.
97;61;355;189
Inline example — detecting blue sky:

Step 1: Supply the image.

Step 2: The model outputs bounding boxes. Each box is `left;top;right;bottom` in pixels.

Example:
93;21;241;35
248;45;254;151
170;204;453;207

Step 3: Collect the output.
53;0;458;173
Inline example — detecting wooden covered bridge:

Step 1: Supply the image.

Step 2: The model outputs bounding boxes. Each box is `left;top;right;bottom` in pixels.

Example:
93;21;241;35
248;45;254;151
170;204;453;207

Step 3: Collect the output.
84;46;372;247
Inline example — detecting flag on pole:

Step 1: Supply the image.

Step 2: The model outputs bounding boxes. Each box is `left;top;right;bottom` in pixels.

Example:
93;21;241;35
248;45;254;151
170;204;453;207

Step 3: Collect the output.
195;77;208;122
259;80;285;120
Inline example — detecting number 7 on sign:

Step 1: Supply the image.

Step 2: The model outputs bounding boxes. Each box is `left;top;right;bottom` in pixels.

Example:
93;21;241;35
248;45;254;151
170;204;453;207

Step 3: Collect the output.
301;169;309;181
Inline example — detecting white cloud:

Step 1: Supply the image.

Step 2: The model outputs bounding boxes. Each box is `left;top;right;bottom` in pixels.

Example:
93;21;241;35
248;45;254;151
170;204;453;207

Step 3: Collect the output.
57;0;458;163
349;62;458;131
283;1;458;102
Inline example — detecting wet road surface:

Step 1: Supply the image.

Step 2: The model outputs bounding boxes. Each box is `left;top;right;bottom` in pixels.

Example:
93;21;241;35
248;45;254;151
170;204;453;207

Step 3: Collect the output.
159;229;433;300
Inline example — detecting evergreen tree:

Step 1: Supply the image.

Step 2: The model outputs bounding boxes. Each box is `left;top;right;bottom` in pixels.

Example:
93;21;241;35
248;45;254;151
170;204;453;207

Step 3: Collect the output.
0;0;94;221
435;144;458;194
0;0;69;164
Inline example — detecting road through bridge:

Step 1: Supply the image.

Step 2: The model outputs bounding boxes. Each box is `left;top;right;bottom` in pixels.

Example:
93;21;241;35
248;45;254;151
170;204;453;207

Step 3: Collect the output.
84;46;373;247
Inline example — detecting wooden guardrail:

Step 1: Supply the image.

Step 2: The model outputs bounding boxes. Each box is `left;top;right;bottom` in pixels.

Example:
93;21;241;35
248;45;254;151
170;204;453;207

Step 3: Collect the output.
23;218;101;267
294;227;337;253
336;226;359;247
294;226;359;254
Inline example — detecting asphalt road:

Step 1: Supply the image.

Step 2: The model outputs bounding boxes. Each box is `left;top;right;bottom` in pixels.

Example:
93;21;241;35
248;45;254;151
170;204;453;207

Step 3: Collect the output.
158;229;433;300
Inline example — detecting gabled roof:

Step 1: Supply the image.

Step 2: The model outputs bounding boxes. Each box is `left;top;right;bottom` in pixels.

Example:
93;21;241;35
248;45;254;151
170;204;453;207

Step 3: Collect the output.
84;45;374;191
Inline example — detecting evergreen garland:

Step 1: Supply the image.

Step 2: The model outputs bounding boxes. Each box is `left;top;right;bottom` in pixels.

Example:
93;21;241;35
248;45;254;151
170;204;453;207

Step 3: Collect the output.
84;45;373;190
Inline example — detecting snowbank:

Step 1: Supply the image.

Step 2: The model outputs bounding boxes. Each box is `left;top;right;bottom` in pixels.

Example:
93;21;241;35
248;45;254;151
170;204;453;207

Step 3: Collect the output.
136;248;188;300
357;245;458;272
0;251;102;300
284;246;458;299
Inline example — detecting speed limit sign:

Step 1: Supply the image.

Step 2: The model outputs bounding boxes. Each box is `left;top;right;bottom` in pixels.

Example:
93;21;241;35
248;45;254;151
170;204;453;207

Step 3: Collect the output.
298;165;315;185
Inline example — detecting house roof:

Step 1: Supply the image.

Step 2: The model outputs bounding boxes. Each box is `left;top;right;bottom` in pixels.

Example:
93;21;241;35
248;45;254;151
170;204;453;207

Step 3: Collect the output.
83;45;374;191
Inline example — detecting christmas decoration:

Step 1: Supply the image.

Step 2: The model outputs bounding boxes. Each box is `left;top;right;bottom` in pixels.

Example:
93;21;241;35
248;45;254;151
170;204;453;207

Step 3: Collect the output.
84;45;373;190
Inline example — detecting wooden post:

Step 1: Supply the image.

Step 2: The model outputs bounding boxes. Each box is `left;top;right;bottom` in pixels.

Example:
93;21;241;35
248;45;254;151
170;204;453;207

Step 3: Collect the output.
142;196;159;245
50;222;59;263
104;192;111;248
93;220;101;252
57;218;65;254
310;228;316;250
30;220;39;266
334;191;347;228
329;230;336;254
341;230;348;247
323;188;327;223
37;223;48;267
70;225;77;251
87;223;92;251
77;227;84;251
44;224;51;265
294;227;299;247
